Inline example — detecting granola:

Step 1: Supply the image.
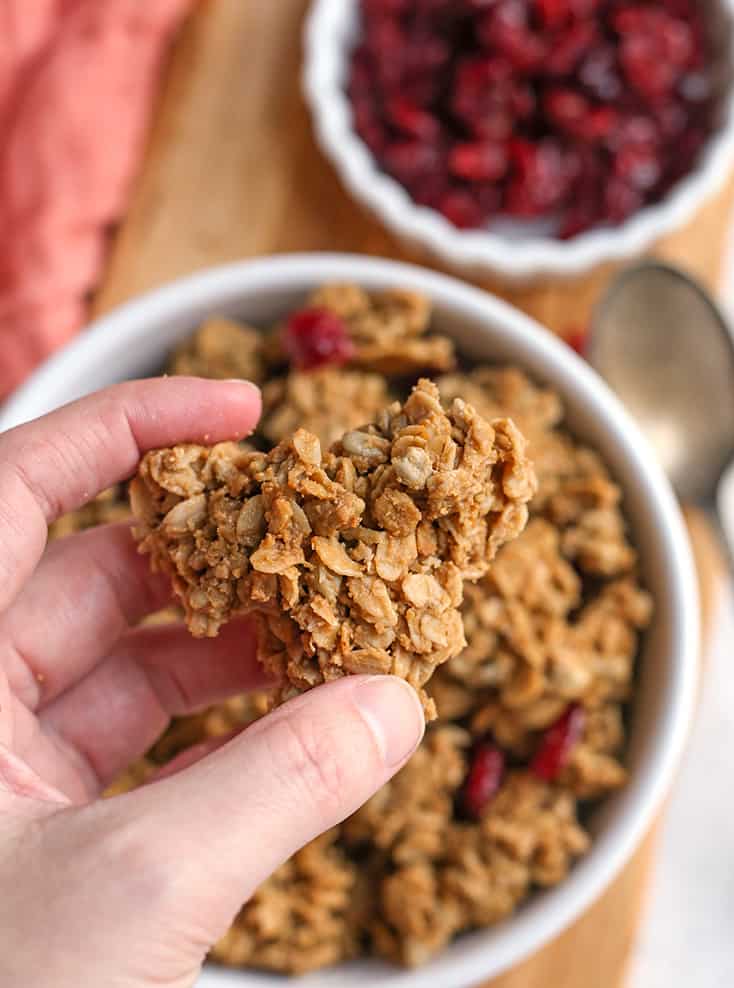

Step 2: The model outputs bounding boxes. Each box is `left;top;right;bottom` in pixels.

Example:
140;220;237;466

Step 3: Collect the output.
168;316;266;384
303;284;456;375
52;283;652;976
130;380;536;716
260;367;389;449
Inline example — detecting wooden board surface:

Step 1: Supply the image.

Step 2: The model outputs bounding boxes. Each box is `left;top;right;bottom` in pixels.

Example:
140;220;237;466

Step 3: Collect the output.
93;2;729;985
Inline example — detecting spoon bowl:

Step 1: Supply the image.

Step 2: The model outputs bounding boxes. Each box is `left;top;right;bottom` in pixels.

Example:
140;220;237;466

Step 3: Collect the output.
590;262;734;505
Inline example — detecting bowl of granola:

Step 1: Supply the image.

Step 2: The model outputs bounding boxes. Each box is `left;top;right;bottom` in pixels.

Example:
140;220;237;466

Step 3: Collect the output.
0;254;698;987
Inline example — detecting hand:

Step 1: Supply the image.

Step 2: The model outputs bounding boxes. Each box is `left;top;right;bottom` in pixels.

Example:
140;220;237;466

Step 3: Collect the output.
0;378;424;988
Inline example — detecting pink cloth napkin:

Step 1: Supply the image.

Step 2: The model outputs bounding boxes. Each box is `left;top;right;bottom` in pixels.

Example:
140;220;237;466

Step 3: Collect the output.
0;0;196;399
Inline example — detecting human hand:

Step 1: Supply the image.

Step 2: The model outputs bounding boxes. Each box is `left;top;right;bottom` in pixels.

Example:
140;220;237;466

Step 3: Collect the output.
0;378;424;988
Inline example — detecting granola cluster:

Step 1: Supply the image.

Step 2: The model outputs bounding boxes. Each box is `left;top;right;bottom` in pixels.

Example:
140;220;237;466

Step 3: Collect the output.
130;379;536;716
50;284;652;976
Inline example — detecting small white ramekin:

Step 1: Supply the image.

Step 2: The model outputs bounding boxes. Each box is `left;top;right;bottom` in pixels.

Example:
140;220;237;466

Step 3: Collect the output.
303;0;734;282
0;254;699;988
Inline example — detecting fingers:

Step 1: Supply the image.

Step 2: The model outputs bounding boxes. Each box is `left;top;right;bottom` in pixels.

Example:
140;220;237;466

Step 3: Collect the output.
2;523;172;710
37;617;268;794
97;676;424;937
0;376;261;614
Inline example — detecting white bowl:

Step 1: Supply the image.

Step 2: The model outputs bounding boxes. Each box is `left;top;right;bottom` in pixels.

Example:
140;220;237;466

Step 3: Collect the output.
303;0;734;281
0;254;699;987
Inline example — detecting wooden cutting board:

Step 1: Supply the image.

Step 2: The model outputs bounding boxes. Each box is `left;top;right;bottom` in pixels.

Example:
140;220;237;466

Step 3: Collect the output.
93;2;729;985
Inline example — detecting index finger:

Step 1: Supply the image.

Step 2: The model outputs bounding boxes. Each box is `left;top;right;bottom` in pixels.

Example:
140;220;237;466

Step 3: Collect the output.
0;376;261;614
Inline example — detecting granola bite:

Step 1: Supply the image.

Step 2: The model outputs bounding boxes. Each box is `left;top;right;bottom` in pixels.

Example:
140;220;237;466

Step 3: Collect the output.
260;367;389;449
438;367;562;440
130;380;536;716
292;284;456;376
168;315;266;384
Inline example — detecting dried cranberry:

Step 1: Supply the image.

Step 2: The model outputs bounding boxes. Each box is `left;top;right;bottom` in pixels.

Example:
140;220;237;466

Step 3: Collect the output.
353;100;386;154
506;138;568;215
283;309;355;371
386;98;441;141
546;20;598;75
565;327;587;356
582;106;619;142
620;35;677;102
530;704;586;781
544;88;590;136
362;0;407;14
382;141;441;182
462;740;505;819
439;189;486;228
535;0;571;29
448;141;508;182
578;45;622;102
559;202;597;239
478;2;547;71
410;171;451;208
614;142;661;191
604;177;643;223
608;114;658;151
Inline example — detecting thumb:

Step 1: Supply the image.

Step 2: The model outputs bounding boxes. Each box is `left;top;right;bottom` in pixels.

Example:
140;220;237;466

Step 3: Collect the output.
103;675;424;932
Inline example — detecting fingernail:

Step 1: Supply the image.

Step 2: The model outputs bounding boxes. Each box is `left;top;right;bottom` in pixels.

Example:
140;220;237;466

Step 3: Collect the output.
353;677;425;769
223;379;261;399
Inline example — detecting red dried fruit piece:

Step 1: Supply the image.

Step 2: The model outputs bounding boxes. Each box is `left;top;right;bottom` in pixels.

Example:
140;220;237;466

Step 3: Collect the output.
382;140;441;182
565;327;587;356
283;308;355;371
619;35;678;102
506;138;568;215
362;0;408;15
448;141;508;182
478;1;547;72
604;177;643;224
353;99;387;154
363;17;405;86
607;114;658;151
410;171;451;208
438;189;486;228
614;142;661;191
546;20;598;76
614;7;694;66
544;90;618;142
462;740;505;819
544;88;590;134
531;704;586;781
386;98;441;141
582;106;620;142
535;0;570;29
578;44;622;102
559;203;597;239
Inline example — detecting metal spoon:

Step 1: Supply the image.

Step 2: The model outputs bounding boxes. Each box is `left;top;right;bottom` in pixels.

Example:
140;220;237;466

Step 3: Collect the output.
589;259;734;558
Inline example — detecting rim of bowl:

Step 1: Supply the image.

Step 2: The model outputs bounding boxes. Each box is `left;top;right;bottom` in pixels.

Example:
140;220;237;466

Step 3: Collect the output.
303;0;734;281
0;254;700;985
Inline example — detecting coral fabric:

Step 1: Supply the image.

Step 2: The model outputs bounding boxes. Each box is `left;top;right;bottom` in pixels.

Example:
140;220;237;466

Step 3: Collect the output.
0;0;195;399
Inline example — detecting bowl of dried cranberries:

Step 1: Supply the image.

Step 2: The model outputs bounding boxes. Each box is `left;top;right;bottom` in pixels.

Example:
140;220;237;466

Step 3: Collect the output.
304;0;734;280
